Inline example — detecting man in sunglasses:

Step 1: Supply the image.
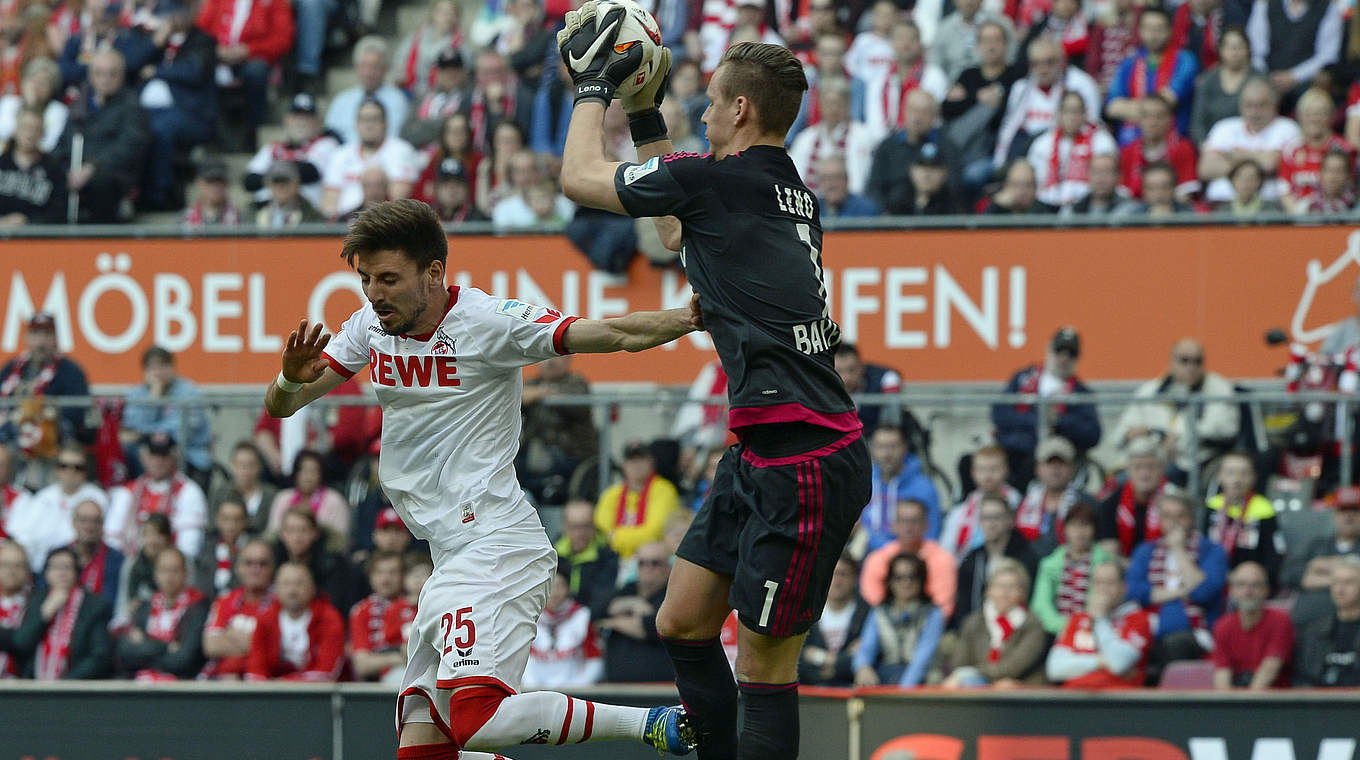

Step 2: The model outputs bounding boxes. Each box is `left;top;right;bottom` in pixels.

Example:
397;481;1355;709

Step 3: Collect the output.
1112;337;1240;482
3;443;106;572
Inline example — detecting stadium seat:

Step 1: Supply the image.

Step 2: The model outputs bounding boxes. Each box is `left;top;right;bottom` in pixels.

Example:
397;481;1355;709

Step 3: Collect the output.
1158;660;1215;690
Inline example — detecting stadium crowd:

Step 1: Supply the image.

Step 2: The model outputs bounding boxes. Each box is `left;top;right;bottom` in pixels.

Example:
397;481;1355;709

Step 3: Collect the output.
3;305;1360;690
0;0;1355;253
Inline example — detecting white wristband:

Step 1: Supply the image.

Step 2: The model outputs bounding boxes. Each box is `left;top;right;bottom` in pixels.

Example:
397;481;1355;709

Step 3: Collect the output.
275;372;303;393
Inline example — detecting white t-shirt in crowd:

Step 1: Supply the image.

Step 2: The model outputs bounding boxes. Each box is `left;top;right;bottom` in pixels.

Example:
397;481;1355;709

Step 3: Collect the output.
322;137;421;217
1202;116;1302;202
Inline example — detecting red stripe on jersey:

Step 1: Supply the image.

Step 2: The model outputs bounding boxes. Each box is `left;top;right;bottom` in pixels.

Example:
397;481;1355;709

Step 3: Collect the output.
323;352;356;379
553;316;581;356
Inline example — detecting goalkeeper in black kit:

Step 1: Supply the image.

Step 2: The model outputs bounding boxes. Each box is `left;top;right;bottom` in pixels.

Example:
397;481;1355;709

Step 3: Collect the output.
557;6;872;760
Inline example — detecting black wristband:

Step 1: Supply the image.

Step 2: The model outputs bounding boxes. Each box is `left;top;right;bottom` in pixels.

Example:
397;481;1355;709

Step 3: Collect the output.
574;79;615;107
628;108;669;146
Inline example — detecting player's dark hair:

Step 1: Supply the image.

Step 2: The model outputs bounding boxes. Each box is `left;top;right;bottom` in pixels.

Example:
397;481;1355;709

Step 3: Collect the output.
717;42;807;136
341;199;448;270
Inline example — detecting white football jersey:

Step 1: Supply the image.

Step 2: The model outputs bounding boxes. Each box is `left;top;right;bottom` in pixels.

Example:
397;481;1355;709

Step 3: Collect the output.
323;286;578;553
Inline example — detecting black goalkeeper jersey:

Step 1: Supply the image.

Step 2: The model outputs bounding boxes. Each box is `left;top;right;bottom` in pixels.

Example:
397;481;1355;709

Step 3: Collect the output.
614;145;858;441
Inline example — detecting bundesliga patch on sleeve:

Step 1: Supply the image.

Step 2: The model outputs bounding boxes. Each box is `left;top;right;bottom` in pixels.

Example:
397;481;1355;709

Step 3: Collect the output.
622;156;660;185
496;299;562;324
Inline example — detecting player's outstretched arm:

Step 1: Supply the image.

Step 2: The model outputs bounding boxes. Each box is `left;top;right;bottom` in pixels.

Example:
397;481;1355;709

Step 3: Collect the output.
264;319;347;418
561;101;629;214
564;293;702;354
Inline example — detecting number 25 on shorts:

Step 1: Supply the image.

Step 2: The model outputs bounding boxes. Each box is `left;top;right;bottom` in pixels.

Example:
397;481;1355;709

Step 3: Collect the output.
441;607;476;656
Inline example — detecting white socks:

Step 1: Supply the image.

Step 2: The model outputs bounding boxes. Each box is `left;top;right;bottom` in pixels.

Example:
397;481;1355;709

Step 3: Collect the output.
463;692;649;749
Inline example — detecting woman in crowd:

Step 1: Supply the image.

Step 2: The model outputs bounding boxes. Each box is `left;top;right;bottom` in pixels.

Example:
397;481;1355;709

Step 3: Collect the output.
267;450;350;551
1189;28;1256;144
114;547;208;680
474;119;526;216
944;558;1047;687
413;112;481;206
392;0;461;95
1217;158;1279;217
272;506;352;614
12;547;111;678
208;441;277;537
122;513;172;623
193;499;252;598
852;553;945;688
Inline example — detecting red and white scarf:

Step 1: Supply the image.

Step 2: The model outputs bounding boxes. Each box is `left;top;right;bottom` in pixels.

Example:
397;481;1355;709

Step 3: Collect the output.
1014;366;1077;414
469;81;518;152
1115;480;1165;556
804;121;848;191
402;29;463;92
0;590;27;677
0;353;59;397
145;587;205;642
1057;552;1092;617
212;539;237;594
881;59;924;130
1210;494;1253;561
183;201;241;227
1046;123;1097;189
1171;4;1221;69
76;542;109;596
36;588;84;680
1015;483;1080;542
1148;533;1205;631
130;475;185;525
983;599;1027;662
1129;47;1183;99
614;475;656;528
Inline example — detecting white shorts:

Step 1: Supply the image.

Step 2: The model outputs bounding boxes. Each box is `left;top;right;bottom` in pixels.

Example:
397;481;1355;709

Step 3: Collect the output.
397;523;555;737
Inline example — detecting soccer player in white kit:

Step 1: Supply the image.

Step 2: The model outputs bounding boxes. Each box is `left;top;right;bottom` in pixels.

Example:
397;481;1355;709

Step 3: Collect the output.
264;200;698;760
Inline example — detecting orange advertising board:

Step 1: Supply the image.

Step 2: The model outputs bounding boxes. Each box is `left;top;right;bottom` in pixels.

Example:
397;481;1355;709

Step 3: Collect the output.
1;225;1354;385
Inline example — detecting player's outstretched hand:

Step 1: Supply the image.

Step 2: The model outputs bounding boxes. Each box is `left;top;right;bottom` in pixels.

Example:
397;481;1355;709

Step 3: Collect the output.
621;45;671;115
687;292;704;332
557;0;645;106
281;319;331;384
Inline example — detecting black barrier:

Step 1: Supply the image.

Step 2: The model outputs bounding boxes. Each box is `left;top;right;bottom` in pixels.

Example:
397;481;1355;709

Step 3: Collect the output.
857;690;1360;760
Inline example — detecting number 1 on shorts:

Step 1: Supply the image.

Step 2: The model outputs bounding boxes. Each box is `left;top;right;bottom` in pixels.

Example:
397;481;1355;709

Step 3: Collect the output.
759;580;779;628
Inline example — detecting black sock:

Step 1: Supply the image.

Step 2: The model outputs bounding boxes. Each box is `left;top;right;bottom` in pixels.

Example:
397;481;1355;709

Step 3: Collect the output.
737;681;799;760
660;636;738;760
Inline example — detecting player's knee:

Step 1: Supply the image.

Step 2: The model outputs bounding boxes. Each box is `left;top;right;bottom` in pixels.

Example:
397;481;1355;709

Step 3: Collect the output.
654;601;688;640
448;686;507;747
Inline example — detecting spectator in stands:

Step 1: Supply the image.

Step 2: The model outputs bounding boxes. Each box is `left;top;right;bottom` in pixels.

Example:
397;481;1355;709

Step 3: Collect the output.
861;499;957;616
273;506;350;614
789;33;867;142
254;160;325;227
1117;161;1197;216
1217;157;1281;216
0;313;89;451
474;120;526;215
1015;437;1099;557
64;499;122;607
208;441;275;537
1294;554;1360;686
321;98;419;220
201;538;275;679
845;0;897;85
660;98;705;155
594;442;679;560
903;145;960;214
429;157;485;224
245;561;344;681
934;0;1015;83
992;326;1100;488
995;38;1101;166
115;547;207;680
853;553;944;687
520;354;596;506
193;499;249;598
1127;488;1227;665
1280;89;1354;209
0;57;67;152
1119;94;1200;200
1189;28;1256;145
0;446;26;529
243;93;338;210
120;346;212;484
195;0;293;144
1213;560;1294;688
1293;150;1355;214
12;546;111;678
57;0;153;90
1098;440;1172;564
1029;91;1119;208
1021;0;1091;70
1047;559;1153;688
1104;8;1199;143
137;0;216;211
0;106;66;225
815;155;881;218
402;48;470;150
1286;486;1360;625
1246;0;1341;105
945;445;1023;559
342;165;392;224
865;90;948;214
1085;0;1141;92
1206;451;1283;583
944;21;1025;196
123;513;171;621
413;112;481;206
466;49;532;152
1172;0;1225;67
359;507;412;569
523;562;604;689
106;433;208;560
1031;503;1113;635
862;425;942;550
790;78;877;197
800;554;870;687
0;540;30;678
554;499;619;618
494;178;573;230
599;541;672;682
182;157;241;227
379;554;424;664
834;343;903;431
785;0;841;62
4;444;105;572
981;158;1057;214
953;496;1040;628
864;21;947;136
267;450;349;550
1113;339;1240;481
348;551;405;682
1199;77;1300;204
393;0;459;96
944;558;1047;687
53;48;148;223
324;37;408;145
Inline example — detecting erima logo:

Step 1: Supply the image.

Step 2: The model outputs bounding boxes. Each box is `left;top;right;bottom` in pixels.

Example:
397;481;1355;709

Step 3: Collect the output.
623;157;659;185
448;657;480;668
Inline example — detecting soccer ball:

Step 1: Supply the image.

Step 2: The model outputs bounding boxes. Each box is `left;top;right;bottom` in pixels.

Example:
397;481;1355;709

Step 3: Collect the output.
599;0;664;99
